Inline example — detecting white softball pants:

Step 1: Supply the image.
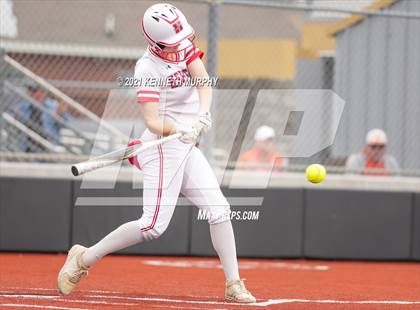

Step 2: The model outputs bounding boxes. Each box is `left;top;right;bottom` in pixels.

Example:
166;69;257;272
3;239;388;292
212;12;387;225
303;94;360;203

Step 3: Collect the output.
82;132;239;280
136;133;231;241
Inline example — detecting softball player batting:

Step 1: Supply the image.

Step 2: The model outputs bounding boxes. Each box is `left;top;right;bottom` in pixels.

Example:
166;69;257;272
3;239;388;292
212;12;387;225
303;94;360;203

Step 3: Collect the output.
58;3;256;303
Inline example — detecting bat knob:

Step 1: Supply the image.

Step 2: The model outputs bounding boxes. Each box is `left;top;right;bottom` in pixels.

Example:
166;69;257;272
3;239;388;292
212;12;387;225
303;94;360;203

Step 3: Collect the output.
71;166;80;176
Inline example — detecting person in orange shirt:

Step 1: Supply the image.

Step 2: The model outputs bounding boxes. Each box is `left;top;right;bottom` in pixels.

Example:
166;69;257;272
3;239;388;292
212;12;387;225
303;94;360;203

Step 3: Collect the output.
238;125;287;172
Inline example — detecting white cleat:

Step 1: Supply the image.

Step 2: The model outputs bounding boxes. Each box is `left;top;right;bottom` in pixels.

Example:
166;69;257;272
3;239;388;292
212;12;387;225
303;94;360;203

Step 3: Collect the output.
225;279;256;303
57;244;89;295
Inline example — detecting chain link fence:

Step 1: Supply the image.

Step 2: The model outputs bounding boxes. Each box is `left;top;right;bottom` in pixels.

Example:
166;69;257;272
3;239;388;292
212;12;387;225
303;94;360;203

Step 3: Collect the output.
0;0;419;176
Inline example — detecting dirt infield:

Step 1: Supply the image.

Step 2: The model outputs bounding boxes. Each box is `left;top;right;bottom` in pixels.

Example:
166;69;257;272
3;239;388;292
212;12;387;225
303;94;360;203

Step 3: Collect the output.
0;253;419;309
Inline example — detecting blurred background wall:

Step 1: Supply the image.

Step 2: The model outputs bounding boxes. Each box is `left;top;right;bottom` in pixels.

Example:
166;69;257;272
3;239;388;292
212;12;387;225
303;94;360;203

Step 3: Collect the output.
1;0;418;175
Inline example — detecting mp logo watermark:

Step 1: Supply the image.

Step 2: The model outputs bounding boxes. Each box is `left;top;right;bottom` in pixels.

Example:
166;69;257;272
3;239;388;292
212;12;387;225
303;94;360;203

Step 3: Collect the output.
197;210;260;221
73;87;345;222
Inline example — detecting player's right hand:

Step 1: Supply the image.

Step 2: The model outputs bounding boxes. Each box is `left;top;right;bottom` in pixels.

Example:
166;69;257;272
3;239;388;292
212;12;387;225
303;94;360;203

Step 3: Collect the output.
175;124;199;144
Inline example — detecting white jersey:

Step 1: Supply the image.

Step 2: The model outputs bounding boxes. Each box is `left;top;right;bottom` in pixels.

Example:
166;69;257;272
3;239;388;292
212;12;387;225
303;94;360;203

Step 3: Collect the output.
134;47;204;127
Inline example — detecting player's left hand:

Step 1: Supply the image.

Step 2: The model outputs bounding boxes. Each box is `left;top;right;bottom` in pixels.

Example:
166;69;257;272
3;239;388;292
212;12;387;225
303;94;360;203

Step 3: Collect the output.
176;124;200;144
193;112;212;134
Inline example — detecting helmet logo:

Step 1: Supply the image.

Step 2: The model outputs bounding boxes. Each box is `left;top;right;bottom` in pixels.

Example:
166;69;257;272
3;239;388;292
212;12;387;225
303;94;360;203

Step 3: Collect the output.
172;20;183;34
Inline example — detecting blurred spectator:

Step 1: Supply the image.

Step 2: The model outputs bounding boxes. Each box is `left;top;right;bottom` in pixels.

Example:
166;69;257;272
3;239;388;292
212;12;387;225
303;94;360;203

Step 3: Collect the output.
345;129;399;176
239;125;287;171
42;98;72;144
15;84;47;152
14;84;72;151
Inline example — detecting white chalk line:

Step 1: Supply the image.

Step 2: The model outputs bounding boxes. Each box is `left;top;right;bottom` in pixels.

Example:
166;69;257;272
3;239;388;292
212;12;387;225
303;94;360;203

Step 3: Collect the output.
256;299;420;306
142;259;330;271
0;294;137;307
0;294;56;300
0;304;89;310
0;286;214;299
150;304;229;310
85;294;420;307
1;292;420;307
2;287;122;294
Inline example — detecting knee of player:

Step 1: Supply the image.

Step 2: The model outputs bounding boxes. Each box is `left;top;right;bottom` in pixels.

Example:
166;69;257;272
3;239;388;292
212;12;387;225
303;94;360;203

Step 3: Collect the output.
140;222;168;241
212;200;231;214
208;214;231;225
207;204;231;225
151;224;168;238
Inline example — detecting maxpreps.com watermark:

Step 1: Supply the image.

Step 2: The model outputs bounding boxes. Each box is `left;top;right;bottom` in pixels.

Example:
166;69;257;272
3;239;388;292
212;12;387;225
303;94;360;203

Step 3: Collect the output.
117;76;219;88
197;210;260;221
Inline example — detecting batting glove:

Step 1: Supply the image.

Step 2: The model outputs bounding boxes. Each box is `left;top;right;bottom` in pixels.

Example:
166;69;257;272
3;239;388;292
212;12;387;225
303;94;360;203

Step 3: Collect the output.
193;112;212;134
176;124;200;144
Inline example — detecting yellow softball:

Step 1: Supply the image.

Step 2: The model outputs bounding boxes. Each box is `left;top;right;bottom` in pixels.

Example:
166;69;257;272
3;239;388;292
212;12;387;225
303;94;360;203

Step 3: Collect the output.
306;164;326;184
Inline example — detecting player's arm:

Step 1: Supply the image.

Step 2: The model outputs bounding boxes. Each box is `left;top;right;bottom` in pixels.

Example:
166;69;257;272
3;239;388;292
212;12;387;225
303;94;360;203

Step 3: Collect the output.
187;57;212;114
140;101;176;136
